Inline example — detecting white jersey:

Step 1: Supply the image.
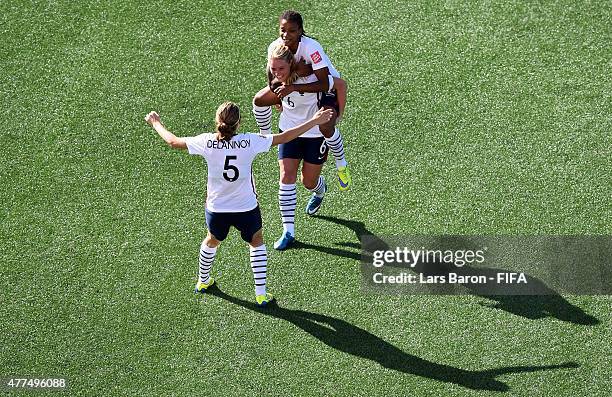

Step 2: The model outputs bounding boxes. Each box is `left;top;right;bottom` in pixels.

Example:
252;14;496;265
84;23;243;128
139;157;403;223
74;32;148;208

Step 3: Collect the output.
268;36;340;78
278;74;322;138
184;133;274;213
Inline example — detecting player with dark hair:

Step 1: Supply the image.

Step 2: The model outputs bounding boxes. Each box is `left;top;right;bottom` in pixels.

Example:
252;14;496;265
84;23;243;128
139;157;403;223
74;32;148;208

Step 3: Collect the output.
253;10;352;192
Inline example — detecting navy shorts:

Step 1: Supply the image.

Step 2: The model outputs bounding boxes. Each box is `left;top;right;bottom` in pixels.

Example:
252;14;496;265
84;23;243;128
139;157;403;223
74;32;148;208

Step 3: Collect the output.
278;133;329;165
205;206;262;242
318;90;340;113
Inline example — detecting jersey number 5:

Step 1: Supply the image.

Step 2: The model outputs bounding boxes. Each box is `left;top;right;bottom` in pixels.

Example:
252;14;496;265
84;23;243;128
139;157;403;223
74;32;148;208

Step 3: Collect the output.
223;155;239;182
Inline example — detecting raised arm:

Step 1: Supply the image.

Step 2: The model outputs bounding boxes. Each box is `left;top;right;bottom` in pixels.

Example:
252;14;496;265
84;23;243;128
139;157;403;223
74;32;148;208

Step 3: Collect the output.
145;111;187;150
271;109;333;146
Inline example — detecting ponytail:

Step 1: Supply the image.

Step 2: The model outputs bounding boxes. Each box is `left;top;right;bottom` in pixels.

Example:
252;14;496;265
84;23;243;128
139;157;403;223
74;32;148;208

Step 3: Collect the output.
215;102;240;141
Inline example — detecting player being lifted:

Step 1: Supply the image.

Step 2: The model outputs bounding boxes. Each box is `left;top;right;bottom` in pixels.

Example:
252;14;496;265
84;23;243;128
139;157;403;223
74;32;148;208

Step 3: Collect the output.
264;43;347;250
145;104;332;306
252;10;351;191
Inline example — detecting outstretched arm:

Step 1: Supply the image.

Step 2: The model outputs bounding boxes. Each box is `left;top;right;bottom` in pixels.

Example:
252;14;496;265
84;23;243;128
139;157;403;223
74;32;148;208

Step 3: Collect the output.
145;111;187;150
271;109;333;146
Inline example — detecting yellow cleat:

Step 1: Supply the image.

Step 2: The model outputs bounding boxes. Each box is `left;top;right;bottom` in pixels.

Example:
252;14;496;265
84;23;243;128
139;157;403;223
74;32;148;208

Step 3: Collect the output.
337;166;351;191
194;278;215;294
255;292;275;307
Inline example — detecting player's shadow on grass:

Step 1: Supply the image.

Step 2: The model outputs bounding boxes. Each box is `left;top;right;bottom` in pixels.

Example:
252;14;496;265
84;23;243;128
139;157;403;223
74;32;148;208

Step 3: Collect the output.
290;217;363;261
207;286;578;392
291;240;361;261
410;236;600;326
416;263;600;325
301;216;599;326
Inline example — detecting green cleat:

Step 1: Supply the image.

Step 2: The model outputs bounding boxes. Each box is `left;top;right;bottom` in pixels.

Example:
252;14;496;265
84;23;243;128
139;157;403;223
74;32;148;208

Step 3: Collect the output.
194;277;215;294
337;166;351;191
255;292;275;307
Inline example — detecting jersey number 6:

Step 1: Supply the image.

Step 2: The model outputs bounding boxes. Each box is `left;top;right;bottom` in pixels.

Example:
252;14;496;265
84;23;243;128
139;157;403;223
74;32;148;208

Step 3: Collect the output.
223;155;239;182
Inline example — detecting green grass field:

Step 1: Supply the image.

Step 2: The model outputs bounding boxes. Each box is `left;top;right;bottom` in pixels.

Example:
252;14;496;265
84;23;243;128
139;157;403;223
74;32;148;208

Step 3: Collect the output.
1;1;610;395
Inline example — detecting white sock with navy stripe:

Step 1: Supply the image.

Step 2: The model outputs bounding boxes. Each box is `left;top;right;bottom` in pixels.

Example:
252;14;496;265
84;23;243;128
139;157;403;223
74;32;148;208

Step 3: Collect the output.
253;104;272;135
198;243;217;284
250;245;268;296
325;128;347;168
279;183;296;236
309;176;326;198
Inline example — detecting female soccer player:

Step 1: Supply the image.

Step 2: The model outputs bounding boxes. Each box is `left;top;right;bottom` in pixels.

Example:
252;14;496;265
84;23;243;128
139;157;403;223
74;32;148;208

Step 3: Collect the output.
266;44;343;250
252;10;352;192
145;103;332;306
